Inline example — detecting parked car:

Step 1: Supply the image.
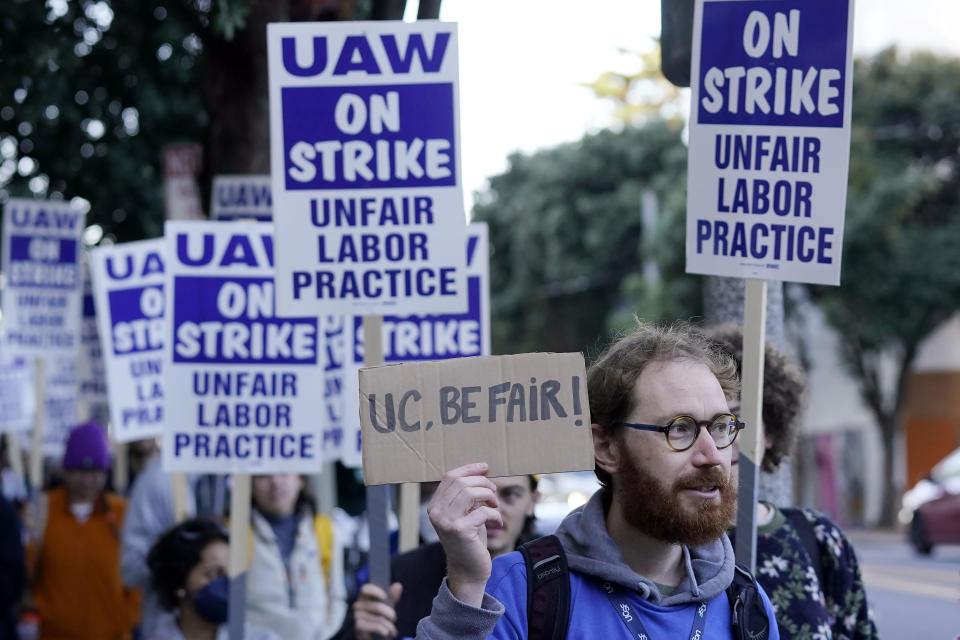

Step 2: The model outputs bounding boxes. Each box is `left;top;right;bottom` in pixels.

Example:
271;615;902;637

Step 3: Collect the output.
900;446;960;555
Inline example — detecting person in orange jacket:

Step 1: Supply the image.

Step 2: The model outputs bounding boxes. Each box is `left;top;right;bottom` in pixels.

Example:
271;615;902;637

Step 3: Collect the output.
24;421;140;640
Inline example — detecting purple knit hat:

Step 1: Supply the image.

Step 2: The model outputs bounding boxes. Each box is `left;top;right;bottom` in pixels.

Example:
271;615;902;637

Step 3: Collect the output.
62;421;111;471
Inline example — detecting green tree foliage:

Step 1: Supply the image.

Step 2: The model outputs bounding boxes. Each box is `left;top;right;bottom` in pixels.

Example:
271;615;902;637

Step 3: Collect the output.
0;0;411;243
809;48;960;525
473;121;699;356
0;1;208;241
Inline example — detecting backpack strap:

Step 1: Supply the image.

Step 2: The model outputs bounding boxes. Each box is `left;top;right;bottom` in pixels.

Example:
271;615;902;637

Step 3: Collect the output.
519;535;570;640
726;564;771;640
781;507;824;588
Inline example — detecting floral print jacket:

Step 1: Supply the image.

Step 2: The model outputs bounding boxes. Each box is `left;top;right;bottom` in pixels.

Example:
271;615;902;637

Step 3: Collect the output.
731;504;878;640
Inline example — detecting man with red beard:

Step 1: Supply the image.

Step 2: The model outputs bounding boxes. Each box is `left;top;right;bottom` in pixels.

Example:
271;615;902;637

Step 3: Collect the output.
412;321;780;640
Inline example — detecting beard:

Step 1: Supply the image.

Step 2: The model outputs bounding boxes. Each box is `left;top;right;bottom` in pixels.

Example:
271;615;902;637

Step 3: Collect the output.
615;451;736;548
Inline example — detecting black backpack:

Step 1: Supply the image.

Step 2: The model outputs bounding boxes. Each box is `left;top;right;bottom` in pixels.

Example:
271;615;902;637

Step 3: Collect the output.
519;535;770;640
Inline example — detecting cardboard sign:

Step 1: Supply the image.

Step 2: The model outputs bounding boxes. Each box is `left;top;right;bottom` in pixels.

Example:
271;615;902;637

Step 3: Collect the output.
161;222;325;473
210;175;273;222
1;198;85;357
0;347;35;433
267;21;468;315
89;239;167;443
78;258;108;422
685;0;854;286
341;223;490;468
360;353;594;485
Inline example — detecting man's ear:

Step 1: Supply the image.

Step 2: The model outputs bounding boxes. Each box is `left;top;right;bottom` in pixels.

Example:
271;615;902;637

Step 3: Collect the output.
592;423;620;476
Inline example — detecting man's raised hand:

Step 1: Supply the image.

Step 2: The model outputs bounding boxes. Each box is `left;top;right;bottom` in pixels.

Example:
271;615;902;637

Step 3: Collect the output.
427;462;502;607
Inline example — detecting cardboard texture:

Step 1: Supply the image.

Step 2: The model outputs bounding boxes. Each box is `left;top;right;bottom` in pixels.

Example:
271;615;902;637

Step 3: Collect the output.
360;352;594;485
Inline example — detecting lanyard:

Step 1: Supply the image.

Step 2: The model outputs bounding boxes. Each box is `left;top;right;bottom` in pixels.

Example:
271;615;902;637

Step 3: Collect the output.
599;580;709;640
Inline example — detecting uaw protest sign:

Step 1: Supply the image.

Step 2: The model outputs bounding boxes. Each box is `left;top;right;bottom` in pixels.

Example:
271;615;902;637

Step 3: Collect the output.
162;222;324;473
90;239;166;443
267;21;468;315
685;0;854;285
79;259;108;422
210;175;273;222
1;199;84;356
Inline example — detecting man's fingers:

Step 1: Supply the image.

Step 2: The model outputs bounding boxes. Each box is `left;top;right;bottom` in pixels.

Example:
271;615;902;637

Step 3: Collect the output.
352;598;398;623
432;474;498;510
459;505;502;531
388;581;403;606
357;582;389;603
354;611;398;640
442;461;489;480
431;486;498;529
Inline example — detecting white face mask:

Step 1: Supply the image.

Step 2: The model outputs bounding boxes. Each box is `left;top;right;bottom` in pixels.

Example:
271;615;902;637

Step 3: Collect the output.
69;502;94;523
418;502;440;544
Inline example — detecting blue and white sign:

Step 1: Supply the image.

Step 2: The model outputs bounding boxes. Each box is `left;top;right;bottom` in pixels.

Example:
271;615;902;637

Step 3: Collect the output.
341;222;489;467
320;315;347;462
1;199;85;356
267;21;468;315
89;239;166;443
42;356;79;456
79;257;108;423
210;175;273;222
0;346;35;433
685;0;854;286
162;222;325;473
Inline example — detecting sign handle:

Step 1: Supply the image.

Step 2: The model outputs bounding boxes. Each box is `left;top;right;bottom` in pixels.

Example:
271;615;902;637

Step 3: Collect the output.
112;441;129;494
398;483;421;553
29;357;46;494
228;473;251;640
363;315;392;596
171;473;190;523
735;278;767;573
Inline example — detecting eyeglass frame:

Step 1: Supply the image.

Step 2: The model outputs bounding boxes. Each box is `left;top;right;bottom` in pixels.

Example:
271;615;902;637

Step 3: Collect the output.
617;413;745;452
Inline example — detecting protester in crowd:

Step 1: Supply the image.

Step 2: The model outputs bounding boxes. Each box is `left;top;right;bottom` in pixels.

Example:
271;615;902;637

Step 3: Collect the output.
146;518;278;640
122;456;229;638
126;438;159;489
709;324;878;640
0;494;25;640
245;473;347;640
0;435;27;504
24;421;140;640
411;321;780;639
349;475;540;640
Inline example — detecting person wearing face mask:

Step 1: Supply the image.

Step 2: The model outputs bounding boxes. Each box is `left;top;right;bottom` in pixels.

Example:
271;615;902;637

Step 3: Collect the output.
147;518;278;640
23;421;140;640
245;474;347;640
346;475;540;640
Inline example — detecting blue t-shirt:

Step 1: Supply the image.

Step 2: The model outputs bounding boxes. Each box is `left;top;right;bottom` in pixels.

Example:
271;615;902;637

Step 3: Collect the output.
482;550;781;640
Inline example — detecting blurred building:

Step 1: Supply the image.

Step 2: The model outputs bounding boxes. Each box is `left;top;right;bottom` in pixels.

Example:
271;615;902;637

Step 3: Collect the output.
793;294;960;527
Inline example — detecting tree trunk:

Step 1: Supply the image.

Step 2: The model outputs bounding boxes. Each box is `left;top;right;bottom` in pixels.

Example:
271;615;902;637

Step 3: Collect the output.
201;1;293;179
878;414;899;527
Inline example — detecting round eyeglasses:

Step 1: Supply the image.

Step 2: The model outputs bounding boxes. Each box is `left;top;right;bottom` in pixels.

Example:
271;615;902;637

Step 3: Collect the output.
617;413;745;452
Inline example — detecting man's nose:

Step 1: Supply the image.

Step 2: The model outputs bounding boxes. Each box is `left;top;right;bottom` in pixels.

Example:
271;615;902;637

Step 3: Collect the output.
690;428;725;467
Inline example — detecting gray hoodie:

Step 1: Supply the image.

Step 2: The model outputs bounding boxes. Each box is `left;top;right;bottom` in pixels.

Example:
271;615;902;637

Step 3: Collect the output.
415;489;736;639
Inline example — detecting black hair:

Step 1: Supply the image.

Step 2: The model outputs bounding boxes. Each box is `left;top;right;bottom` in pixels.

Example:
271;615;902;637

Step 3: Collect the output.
147;518;229;611
521;475;539;539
